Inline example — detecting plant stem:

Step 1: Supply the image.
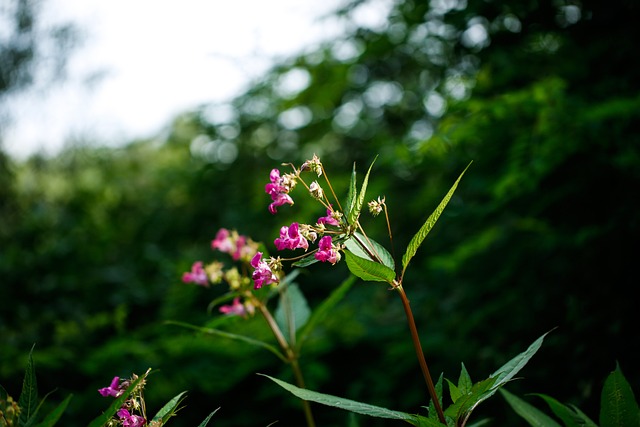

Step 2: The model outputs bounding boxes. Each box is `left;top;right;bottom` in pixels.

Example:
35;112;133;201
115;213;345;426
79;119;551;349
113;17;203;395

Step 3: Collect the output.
256;300;316;427
396;284;446;424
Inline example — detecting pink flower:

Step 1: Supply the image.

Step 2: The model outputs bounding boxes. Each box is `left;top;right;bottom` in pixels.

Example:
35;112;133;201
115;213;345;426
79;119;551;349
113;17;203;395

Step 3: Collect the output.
211;228;234;253
265;169;295;214
317;208;340;226
315;236;341;264
274;223;309;251
98;376;123;397
250;252;279;289
219;297;246;316
181;261;209;286
117;408;146;427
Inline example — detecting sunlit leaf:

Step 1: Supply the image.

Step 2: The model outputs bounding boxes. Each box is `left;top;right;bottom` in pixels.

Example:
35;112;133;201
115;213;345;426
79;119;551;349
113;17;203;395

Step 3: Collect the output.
401;162;471;276
344;232;395;270
344;250;395;283
197;408;220;427
151;391;188;425
347;157;377;226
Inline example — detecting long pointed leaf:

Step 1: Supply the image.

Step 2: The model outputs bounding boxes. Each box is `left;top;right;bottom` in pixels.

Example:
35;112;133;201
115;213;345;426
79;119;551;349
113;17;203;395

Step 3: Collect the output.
401;162;471;275
345;163;357;215
34;394;72;427
490;331;550;389
531;394;594;427
600;363;640;427
259;374;424;425
347;157;377;225
344;233;395;270
275;283;311;342
151;391;188;424
165;320;287;363
500;388;562;427
18;345;39;426
344;250;395;283
197;408;220;427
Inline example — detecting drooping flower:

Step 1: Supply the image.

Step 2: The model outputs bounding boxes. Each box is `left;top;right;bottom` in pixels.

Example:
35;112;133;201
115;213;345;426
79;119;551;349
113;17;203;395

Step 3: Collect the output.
181;261;209;286
274;222;309;251
219;297;247;316
317;207;340;226
250;252;279;289
98;376;123;397
301;154;323;176
368;196;385;217
309;181;324;199
211;228;234;253
117;408;146;427
265;169;295;214
315;236;341;265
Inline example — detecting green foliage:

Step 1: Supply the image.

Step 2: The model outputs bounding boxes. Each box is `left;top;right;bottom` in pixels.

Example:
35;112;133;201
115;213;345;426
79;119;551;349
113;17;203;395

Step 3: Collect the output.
501;364;639;427
0;347;71;427
266;332;548;426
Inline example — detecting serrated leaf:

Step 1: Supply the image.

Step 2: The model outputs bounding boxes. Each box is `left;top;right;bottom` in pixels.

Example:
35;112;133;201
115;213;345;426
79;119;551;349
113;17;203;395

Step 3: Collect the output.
600;363;640;427
33;394;72;427
344;233;395;270
500;389;562;427
444;376;496;421
296;275;356;349
401;162;471;275
275;283;311;342
87;373;147;427
531;393;594;427
344;250;395;283
347;157;377;225
490;331;549;390
458;363;473;395
18;345;39;426
197;408;220;427
345;163;357;215
260;374;424;425
164;320;287;362
151;391;188;424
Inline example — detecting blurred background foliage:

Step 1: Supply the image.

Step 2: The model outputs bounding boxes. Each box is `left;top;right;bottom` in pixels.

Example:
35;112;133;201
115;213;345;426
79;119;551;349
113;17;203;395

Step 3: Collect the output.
1;0;639;425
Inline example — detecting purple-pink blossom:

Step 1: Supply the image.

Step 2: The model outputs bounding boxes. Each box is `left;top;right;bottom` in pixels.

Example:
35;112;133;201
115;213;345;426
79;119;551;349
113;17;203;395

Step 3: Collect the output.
211;228;258;262
315;236;341;264
274;222;309;251
117;408;146;427
219;297;247;316
181;261;209;286
211;228;234;253
250;252;279;289
317;208;340;226
98;376;123;397
265;169;294;214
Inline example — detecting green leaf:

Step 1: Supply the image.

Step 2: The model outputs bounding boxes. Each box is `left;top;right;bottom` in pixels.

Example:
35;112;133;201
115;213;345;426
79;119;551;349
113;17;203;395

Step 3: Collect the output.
292;253;321;267
444;376;496;422
275;283;311;342
490;331;550;390
18;345;39;427
34;394;72;427
345;162;357;216
164;320;287;363
344;233;395;270
87;372;147;427
401;162;471;275
427;374;444;421
296;275;356;349
151;391;188;425
197;408;220;427
500;388;562;427
347;157;377;225
531;393;597;427
458;363;473;396
447;379;461;404
344;250;396;283
259;374;426;425
600;363;640;427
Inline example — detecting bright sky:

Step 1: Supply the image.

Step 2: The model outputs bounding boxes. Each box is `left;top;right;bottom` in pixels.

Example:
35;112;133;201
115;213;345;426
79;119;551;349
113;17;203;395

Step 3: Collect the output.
2;0;372;159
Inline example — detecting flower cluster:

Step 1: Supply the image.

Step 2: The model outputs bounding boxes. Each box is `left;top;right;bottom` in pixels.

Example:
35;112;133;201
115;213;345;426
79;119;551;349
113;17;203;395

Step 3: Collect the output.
262;156;346;273
265;168;297;214
98;374;147;427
